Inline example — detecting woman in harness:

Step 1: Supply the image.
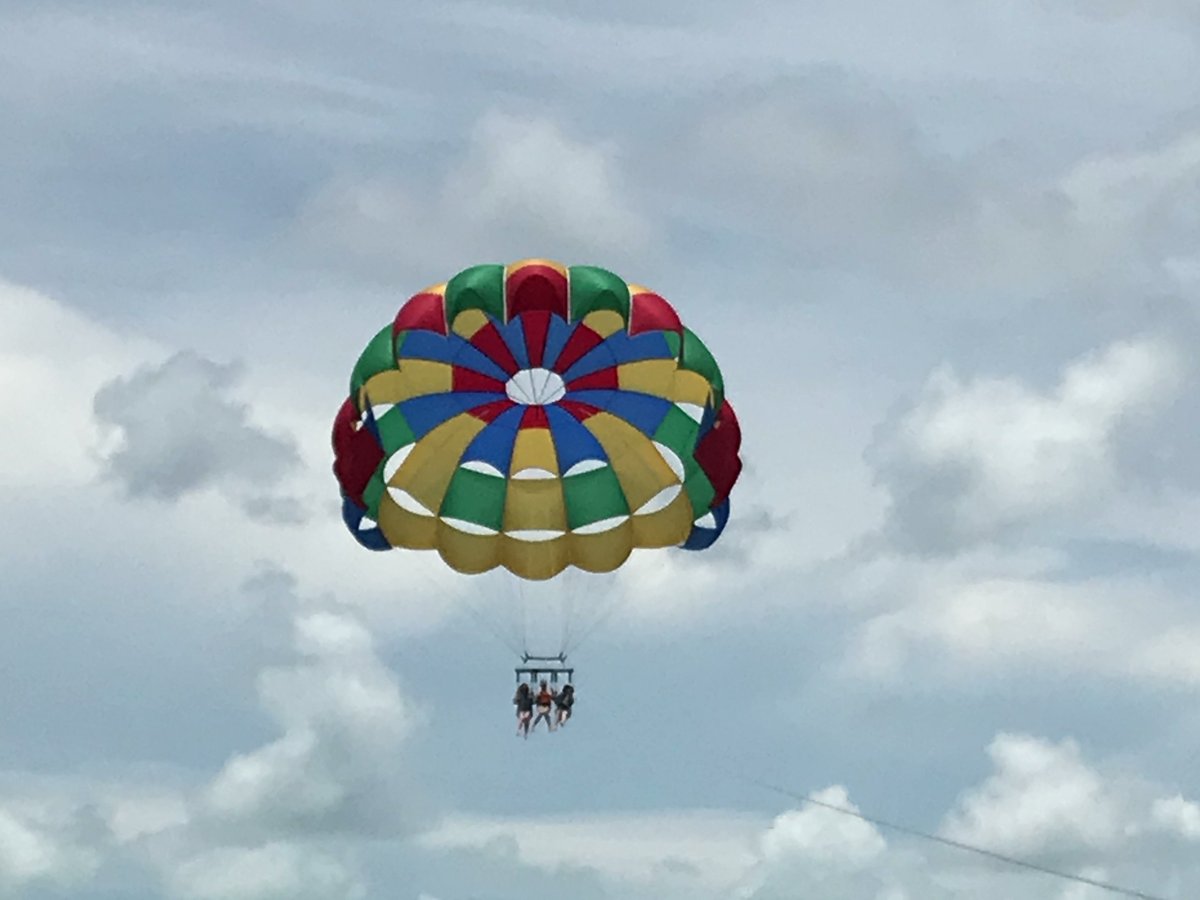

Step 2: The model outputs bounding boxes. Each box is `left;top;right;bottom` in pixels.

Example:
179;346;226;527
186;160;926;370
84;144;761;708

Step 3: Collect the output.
531;680;556;733
513;682;534;738
554;683;575;727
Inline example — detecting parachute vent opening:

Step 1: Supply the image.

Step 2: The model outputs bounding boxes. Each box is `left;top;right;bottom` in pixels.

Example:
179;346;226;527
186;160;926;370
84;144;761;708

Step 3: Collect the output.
676;402;705;423
634;484;681;516
461;460;505;477
506;529;565;542
441;517;500;536
358;516;379;532
563;459;608;477
370;402;395;420
511;467;557;480
652;441;685;481
571;515;629;535
694;510;718;529
383;444;417;483
387;487;435;517
506;368;566;406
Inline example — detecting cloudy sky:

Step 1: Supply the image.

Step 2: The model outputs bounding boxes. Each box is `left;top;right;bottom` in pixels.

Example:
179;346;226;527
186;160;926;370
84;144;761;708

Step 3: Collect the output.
3;1;1200;898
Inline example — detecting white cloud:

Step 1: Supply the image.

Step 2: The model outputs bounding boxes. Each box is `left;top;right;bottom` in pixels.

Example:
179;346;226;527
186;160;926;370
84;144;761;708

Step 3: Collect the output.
0;802;100;893
758;786;886;868
443;110;653;252
847;568;1200;688
0;277;460;641
1150;795;1200;841
582;503;800;630
684;80;1200;297
168;842;364;900
1061;133;1200;234
294;108;655;280
867;336;1184;554
199;609;423;840
0;581;427;900
733;733;1200;900
0;279;158;487
735;786;950;900
106;791;191;846
1;711;1198;900
93;350;305;522
0;599;424;899
4;6;1200;900
939;734;1126;858
1126;627;1200;685
1055;131;1200;290
419;810;763;892
836;332;1200;696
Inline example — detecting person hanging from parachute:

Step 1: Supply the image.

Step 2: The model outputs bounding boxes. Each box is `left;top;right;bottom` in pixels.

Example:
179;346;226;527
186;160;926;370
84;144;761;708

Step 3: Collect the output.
331;259;742;729
513;681;534;738
531;679;556;733
555;683;575;727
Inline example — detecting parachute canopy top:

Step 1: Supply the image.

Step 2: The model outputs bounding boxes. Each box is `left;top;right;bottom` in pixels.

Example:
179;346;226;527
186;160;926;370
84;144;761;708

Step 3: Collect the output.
333;258;743;581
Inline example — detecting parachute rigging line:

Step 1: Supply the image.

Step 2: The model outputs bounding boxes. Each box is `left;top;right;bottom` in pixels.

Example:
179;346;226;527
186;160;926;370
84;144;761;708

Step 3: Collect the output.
456;590;525;659
741;775;1168;900
560;584;634;658
385;554;525;658
559;582;574;659
518;577;530;658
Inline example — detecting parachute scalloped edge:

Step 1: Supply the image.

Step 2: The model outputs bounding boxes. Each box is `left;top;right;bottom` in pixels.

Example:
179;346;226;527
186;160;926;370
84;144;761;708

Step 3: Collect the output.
331;259;742;579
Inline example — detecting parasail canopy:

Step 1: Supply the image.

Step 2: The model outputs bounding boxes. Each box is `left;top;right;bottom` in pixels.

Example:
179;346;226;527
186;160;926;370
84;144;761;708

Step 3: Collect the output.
332;259;742;581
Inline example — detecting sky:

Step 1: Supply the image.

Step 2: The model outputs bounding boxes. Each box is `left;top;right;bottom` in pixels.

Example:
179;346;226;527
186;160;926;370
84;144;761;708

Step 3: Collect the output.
2;1;1200;897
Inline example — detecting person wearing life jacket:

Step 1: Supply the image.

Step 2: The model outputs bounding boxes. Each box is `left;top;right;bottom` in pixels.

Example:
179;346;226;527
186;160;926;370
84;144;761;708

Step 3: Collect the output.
554;683;575;727
531;679;556;733
513;682;534;738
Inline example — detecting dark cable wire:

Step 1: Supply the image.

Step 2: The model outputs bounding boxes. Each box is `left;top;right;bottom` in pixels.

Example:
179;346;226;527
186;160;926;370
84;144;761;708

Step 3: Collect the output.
548;670;1172;900
740;775;1169;900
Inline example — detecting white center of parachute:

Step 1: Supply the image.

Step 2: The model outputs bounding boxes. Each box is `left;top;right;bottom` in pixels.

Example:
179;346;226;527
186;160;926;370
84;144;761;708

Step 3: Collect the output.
505;368;566;406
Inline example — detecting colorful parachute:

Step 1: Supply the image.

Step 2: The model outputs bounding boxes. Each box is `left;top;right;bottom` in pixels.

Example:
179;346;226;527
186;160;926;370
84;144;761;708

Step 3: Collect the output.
332;259;742;580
